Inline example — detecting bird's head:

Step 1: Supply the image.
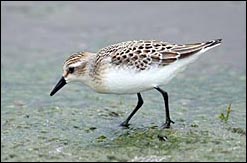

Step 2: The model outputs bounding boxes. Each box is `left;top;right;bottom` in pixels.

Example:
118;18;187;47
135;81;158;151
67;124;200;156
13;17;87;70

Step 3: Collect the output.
50;51;94;96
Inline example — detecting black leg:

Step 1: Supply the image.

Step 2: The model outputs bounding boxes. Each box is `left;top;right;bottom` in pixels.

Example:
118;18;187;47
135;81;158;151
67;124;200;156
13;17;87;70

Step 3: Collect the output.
120;93;144;127
154;87;174;128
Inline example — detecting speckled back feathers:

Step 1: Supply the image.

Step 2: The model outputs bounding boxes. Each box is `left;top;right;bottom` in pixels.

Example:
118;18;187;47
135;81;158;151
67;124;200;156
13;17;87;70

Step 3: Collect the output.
94;40;218;71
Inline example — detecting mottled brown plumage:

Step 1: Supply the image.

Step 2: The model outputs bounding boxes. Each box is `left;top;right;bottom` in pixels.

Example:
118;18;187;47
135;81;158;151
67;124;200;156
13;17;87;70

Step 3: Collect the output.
95;40;218;71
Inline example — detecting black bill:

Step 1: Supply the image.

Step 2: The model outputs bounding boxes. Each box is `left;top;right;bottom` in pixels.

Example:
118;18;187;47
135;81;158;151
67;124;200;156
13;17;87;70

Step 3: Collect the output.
50;77;66;96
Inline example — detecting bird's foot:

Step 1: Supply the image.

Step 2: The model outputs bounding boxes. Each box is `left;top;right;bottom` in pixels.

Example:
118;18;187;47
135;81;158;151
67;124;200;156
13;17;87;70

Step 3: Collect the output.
120;121;130;128
161;119;175;129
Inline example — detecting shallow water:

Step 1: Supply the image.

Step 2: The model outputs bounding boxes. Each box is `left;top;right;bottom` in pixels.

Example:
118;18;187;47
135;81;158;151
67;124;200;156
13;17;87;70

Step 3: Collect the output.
1;2;246;162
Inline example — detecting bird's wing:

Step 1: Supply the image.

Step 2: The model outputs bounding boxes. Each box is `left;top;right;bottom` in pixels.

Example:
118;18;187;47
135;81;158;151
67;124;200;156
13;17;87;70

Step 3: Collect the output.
95;39;221;71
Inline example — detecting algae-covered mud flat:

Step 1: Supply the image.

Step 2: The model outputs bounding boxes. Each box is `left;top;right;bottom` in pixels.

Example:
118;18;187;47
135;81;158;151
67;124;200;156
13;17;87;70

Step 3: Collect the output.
1;2;246;162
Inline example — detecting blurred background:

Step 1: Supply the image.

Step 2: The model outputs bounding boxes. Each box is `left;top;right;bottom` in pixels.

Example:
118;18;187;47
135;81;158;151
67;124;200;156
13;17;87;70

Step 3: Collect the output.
1;1;246;162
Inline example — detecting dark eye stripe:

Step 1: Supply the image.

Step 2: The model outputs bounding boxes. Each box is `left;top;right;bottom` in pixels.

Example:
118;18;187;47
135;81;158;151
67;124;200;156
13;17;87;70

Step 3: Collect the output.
68;67;75;73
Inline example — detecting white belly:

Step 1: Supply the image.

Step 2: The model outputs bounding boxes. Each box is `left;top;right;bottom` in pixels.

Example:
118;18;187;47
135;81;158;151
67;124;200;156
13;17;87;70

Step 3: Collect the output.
101;52;202;94
103;67;168;94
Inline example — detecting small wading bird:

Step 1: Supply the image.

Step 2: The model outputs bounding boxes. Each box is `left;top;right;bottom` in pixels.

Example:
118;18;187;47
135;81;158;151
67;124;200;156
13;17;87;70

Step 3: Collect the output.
50;39;222;128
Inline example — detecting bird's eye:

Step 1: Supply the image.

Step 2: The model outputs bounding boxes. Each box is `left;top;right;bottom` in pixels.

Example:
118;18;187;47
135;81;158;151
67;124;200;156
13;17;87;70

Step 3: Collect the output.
68;67;75;73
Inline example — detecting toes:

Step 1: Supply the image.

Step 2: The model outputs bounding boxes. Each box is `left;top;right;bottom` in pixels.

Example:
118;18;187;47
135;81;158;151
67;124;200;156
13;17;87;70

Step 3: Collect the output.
120;121;129;128
161;123;170;129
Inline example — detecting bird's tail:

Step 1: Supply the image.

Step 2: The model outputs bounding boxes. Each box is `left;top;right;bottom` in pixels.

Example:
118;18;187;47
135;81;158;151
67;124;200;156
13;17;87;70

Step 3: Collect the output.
174;39;222;60
204;39;222;49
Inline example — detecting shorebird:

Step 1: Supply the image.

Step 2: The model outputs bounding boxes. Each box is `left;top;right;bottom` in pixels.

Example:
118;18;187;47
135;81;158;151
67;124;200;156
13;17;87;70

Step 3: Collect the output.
50;39;222;128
